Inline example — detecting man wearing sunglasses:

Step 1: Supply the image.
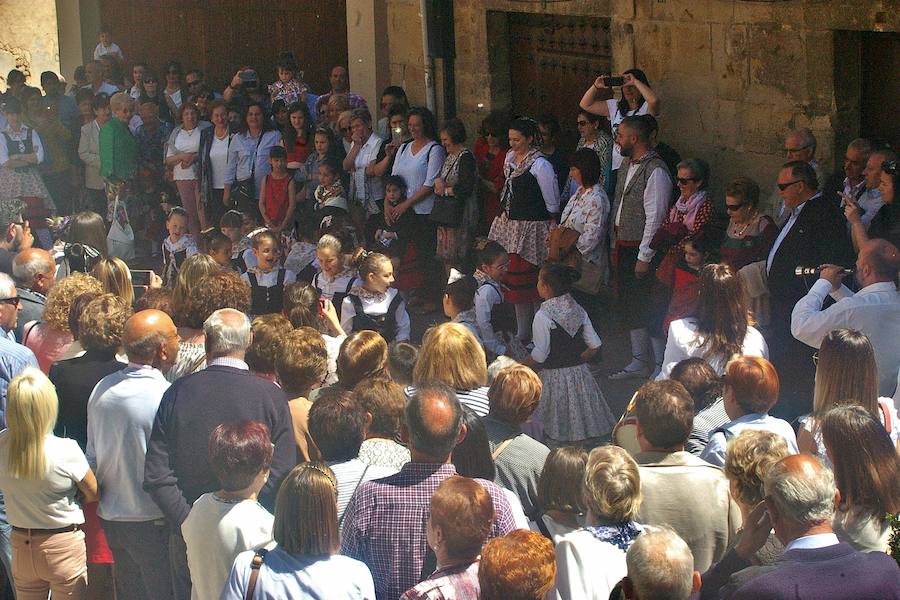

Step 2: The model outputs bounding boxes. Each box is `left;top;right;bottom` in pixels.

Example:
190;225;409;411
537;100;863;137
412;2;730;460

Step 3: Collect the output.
766;161;853;422
0;199;32;276
767;129;828;226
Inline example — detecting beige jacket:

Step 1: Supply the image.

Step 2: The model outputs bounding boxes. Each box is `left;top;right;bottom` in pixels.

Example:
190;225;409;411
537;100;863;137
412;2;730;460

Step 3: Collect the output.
635;450;742;572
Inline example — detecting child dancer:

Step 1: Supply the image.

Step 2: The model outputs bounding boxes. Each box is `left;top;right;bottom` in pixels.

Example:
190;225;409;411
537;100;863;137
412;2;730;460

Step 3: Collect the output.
473;238;516;359
283;218;318;281
240;230;297;316
202;228;234;271
312;233;358;318
443;269;481;344
162;207;198;287
341;250;410;342
313;156;348;231
258;146;296;236
524;262;615;446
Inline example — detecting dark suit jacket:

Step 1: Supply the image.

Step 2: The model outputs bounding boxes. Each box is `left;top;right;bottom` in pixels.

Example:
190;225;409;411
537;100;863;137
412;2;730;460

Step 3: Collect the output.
48;350;125;449
15;287;45;343
767;193;853;324
725;542;900;599
143;364;297;527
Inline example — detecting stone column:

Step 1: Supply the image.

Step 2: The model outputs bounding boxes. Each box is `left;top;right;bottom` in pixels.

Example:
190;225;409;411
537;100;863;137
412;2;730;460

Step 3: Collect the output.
346;0;390;110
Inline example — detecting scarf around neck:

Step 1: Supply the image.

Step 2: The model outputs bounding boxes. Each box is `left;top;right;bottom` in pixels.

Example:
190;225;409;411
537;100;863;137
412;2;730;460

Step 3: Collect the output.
350;285;387;302
542;293;583;337
672;190;707;231
584;521;642;551
315;181;346;207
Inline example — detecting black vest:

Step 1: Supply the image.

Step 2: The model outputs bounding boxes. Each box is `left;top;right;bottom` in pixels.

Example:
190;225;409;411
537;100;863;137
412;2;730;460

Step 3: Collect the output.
248;269;287;315
3;128;33;173
481;282;515;334
543;323;587;369
507;170;551;221
314;272;355;320
347;293;403;343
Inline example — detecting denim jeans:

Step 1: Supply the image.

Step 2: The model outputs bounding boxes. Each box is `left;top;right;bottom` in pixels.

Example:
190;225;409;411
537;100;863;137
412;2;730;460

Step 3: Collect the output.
100;519;173;600
0;493;15;599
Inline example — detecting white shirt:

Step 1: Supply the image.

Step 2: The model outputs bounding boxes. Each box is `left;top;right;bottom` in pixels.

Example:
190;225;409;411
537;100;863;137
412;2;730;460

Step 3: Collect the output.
82;82;119;96
313;269;358;301
209;132;230;189
323;333;345;385
614;162;672;263
168;127;202;180
0;432;88;528
503;151;561;214
657;318;769;380
791;279;900;397
785;532;839;552
391;140;446;214
240;268;298;289
0;125;45;166
857;188;884;229
340;288;411;341
93;42;123;60
701;413;799;467
78;120;104;190
554;526;642;600
221;549;375;600
605;98;652;170
530;305;601;364
166;88;183;110
86;365;169;521
181;493;274;600
475;280;506;356
767;197;814;273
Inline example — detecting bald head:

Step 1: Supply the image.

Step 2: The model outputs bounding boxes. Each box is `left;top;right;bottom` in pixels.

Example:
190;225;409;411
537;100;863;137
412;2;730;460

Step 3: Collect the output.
405;383;463;459
859;239;900;283
124;309;177;365
764;454;836;532
12;247;55;293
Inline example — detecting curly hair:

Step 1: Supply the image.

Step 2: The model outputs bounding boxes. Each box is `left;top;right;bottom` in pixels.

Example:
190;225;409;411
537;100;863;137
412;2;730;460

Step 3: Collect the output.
183;272;251;329
78;293;133;353
43;273;103;332
724;429;791;507
246;314;291;375
583;446;642;522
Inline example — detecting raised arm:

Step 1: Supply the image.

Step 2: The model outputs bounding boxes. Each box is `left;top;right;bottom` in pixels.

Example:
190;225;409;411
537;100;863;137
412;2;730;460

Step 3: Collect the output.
579;77;613;116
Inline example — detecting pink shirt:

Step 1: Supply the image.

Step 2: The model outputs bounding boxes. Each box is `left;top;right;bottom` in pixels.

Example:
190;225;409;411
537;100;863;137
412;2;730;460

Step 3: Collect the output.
23;322;74;373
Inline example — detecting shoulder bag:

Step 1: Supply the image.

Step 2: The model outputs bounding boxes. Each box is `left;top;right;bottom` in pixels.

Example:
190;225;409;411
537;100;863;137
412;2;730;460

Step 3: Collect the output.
232;133;264;213
243;548;269;600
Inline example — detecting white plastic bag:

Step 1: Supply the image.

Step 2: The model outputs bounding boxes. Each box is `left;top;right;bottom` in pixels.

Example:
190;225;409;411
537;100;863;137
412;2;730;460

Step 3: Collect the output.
107;193;135;260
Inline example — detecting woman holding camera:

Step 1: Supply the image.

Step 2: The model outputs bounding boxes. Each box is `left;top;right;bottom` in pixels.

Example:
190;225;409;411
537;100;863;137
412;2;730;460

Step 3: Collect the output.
579;69;660;194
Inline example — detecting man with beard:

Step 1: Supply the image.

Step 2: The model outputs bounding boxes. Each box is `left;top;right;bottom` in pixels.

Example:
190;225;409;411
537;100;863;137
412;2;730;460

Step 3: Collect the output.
608;115;673;380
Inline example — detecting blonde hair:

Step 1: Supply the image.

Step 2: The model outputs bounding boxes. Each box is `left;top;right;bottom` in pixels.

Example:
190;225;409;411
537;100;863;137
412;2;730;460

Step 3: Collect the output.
584;446;642;522
487;365;542;425
92;257;134;307
172;254;220;324
6;368;58;479
414;323;487;391
724;429;791;507
43;273;103;331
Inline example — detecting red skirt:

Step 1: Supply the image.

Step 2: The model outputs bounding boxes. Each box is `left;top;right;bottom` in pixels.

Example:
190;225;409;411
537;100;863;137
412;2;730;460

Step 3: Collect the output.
502;253;540;304
394;239;424;292
83;501;114;564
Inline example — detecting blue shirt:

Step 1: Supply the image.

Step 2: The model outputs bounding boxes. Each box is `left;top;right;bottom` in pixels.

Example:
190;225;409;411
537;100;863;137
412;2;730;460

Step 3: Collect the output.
224;130;282;197
0;335;39;427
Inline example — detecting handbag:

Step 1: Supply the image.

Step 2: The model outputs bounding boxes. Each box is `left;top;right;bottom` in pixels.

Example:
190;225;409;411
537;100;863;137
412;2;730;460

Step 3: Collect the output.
244;548;268;600
548;226;581;264
107;194;135;261
573;257;604;295
429;193;463;227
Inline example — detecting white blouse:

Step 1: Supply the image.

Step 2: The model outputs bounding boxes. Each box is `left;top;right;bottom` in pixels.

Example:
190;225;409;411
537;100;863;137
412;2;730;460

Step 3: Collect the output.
168;128;202;180
209;133;230;189
657;318;768;380
560;185;610;266
391;140;446;215
340;288;410;341
530;305;601;364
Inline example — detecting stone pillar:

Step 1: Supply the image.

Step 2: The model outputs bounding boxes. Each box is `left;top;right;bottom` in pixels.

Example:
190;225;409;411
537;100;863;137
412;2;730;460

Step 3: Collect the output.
346;0;390;110
55;0;101;82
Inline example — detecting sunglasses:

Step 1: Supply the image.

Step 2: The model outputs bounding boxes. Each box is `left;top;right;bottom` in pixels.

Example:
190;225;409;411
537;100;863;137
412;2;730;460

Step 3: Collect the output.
0;297;20;306
883;160;898;176
777;180;803;191
725;202;745;212
576;120;589;126
676;177;697;185
144;79;157;84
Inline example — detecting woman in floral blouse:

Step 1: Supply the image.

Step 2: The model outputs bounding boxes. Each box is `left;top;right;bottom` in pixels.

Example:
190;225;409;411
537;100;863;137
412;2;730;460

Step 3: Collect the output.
558;148;609;286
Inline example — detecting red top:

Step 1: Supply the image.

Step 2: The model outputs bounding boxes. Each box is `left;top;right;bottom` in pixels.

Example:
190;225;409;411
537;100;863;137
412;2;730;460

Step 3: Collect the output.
287;135;311;166
474;137;508;231
263;173;291;224
662;264;700;334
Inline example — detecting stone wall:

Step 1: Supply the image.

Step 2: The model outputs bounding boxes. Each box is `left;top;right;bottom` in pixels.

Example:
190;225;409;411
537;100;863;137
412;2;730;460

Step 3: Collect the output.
0;0;61;89
383;0;900;198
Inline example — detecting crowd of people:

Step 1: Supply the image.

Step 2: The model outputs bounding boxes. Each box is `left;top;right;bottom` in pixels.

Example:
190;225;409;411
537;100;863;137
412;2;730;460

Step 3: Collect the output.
0;33;897;600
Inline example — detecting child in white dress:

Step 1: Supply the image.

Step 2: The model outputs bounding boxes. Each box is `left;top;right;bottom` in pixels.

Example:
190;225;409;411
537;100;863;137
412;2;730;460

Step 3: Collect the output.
341;250;410;342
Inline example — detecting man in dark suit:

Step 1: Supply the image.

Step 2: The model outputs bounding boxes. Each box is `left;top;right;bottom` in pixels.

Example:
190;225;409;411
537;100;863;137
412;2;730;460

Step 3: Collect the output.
765;161;853;421
699;454;900;599
144;308;296;600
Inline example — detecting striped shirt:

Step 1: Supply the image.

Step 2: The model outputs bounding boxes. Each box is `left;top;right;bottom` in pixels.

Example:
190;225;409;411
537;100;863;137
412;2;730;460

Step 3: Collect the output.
483;416;550;521
327;458;396;522
686;397;729;456
341;462;516;600
405;385;491;417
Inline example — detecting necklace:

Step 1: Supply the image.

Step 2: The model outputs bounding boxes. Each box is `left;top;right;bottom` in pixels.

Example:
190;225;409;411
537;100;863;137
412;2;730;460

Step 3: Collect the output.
729;214;757;238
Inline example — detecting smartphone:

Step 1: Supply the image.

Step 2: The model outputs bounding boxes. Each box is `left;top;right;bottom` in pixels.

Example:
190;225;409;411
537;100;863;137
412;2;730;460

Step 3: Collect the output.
131;269;153;286
392;126;403;144
604;76;625;87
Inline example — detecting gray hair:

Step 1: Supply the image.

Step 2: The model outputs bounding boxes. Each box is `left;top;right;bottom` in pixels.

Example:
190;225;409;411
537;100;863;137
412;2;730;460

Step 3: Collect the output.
12;251;53;286
124;331;167;363
203;308;251;356
847;137;873;159
0;273;15;298
676;158;710;190
788;128;817;153
349;107;372;126
764;456;836;528
625;527;695;600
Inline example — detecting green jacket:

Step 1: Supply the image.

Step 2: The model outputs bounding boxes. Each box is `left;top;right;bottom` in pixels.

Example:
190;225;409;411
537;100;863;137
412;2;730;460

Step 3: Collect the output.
99;118;136;182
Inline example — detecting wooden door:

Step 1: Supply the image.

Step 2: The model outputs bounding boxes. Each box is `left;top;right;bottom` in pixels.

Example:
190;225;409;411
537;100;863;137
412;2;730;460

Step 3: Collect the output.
506;13;613;153
98;1;347;94
861;31;900;149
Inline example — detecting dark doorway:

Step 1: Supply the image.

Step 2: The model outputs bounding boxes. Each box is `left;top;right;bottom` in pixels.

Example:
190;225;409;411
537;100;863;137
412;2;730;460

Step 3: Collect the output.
860;31;900;149
504;12;613;153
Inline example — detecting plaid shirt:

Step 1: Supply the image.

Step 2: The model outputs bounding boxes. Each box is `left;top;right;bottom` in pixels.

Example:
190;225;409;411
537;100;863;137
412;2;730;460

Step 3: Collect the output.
341;462;516;600
399;560;481;600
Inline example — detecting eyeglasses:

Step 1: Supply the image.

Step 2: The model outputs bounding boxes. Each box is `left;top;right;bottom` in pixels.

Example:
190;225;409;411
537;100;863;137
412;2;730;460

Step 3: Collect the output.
725;202;745;212
784;145;810;154
883;160;898;176
676;177;697;185
0;297;20;306
777;180;803;191
576;120;589;126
